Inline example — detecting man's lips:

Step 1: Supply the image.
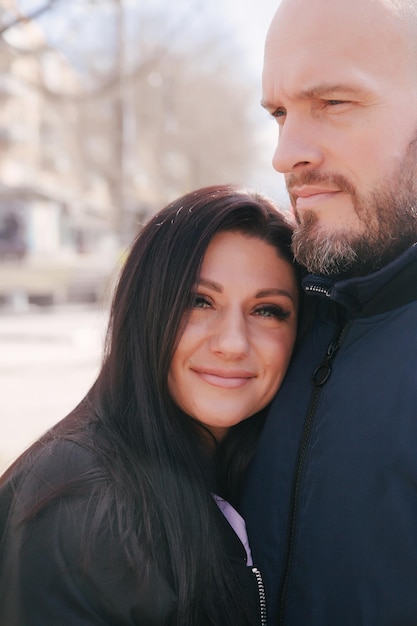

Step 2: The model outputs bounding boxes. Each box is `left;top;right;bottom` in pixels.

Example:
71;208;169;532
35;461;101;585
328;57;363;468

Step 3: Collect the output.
290;185;343;210
191;368;256;389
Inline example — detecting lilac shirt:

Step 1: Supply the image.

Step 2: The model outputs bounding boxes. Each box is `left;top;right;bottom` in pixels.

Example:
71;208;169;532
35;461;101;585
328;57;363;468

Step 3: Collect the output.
212;494;253;566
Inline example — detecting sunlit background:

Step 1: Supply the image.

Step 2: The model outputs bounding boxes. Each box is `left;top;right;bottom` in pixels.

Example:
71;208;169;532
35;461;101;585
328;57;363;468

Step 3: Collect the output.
0;0;285;471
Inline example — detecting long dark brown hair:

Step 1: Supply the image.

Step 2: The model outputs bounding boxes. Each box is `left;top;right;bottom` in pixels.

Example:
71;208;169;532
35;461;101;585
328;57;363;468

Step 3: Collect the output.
9;185;300;625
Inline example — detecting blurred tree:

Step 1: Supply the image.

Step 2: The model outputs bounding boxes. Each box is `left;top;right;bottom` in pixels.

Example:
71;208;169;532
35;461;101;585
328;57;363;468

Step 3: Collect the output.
0;0;261;243
0;1;58;36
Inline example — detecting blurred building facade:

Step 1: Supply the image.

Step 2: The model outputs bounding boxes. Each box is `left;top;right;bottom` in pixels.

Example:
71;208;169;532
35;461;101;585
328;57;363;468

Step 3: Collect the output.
0;10;118;306
0;1;262;308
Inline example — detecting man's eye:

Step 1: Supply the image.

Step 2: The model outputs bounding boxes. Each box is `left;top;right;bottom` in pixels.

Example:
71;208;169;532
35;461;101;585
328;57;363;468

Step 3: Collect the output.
271;108;287;120
326;99;348;106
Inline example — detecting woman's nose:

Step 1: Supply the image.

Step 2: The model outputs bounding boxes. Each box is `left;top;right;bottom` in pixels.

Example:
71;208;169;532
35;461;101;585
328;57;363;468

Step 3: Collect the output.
210;310;250;359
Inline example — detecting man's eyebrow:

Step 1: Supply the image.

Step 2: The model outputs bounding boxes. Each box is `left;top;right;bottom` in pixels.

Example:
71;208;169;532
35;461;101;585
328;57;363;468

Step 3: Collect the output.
261;83;365;111
260;98;276;112
300;83;365;98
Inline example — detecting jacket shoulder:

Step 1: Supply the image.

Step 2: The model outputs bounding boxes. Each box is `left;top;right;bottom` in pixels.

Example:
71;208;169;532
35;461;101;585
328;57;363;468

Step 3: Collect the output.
0;437;177;625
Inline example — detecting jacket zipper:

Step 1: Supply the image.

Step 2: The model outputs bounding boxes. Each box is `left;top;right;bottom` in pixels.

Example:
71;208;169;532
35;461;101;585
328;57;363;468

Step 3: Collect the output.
277;320;352;625
252;566;267;626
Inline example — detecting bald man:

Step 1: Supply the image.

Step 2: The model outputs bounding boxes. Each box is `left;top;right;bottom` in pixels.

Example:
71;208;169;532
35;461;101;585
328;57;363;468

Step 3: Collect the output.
241;1;417;624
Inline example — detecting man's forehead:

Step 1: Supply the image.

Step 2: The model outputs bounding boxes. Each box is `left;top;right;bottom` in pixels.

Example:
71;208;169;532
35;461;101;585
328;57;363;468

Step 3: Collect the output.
267;0;405;39
264;0;412;79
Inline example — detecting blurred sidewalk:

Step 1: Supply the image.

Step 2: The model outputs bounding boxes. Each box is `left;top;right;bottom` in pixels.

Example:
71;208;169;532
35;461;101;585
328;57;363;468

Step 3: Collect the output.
0;305;109;472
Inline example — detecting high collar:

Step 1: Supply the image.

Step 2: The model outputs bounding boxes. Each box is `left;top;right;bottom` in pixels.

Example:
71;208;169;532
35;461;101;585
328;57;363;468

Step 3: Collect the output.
302;244;417;317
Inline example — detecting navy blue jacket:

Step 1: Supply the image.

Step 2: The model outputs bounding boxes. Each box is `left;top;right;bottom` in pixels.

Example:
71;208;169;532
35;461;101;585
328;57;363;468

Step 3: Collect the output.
242;244;417;626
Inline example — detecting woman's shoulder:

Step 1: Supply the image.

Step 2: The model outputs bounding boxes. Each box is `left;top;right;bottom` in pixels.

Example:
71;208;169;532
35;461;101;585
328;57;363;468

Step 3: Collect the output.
0;418;103;525
31;435;97;477
0;428;178;625
0;426;100;563
6;435;96;487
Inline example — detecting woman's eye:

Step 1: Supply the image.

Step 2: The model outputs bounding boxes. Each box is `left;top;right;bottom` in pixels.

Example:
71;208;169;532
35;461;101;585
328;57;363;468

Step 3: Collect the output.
254;305;291;321
192;294;212;309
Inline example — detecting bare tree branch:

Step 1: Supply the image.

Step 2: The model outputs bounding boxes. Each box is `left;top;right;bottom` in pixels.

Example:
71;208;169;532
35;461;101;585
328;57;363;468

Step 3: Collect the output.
43;50;168;101
1;46;167;102
1;8;195;102
0;0;59;36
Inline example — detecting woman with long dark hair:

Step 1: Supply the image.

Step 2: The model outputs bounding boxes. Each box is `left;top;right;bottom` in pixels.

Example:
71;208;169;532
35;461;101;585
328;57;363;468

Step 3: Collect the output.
0;184;300;625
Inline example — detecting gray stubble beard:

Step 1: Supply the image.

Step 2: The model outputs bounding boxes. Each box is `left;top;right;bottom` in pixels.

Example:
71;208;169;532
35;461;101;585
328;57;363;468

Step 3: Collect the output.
291;138;417;277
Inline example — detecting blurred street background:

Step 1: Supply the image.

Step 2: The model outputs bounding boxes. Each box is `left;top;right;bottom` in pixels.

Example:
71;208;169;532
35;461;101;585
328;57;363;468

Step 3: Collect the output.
0;0;285;470
0;304;108;471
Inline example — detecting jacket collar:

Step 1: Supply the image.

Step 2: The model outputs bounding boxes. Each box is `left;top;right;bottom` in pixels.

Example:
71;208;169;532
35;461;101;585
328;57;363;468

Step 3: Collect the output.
302;243;417;317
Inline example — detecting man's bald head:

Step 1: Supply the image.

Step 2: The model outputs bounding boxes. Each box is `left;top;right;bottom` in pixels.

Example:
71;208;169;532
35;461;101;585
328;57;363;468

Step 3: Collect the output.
267;0;417;77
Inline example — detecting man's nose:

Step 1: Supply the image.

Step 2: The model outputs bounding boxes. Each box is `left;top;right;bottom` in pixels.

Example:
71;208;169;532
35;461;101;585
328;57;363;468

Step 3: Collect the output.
272;114;324;174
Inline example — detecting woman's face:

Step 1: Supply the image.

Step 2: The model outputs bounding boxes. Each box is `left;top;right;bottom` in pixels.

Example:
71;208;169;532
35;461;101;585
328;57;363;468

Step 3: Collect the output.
168;230;298;441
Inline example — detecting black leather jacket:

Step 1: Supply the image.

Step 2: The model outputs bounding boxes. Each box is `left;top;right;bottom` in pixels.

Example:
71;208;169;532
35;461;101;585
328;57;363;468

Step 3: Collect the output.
0;436;265;625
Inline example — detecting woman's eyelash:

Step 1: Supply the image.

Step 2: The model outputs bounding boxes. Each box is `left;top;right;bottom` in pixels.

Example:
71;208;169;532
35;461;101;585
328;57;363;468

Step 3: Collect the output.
190;296;292;320
255;305;291;320
192;294;212;308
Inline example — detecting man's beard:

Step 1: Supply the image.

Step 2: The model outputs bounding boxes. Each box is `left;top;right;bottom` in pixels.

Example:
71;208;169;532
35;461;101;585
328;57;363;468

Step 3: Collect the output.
290;138;417;277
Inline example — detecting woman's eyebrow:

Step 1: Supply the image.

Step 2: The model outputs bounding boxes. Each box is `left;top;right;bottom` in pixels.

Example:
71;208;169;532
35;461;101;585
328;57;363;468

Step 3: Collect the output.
198;278;223;293
256;288;295;301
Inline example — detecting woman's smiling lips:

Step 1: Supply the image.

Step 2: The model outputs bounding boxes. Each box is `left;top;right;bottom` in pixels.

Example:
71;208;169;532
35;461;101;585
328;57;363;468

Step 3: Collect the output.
191;367;256;389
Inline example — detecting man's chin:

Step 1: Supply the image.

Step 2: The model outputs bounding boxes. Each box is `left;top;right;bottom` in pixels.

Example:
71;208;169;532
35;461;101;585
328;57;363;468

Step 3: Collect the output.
292;225;360;275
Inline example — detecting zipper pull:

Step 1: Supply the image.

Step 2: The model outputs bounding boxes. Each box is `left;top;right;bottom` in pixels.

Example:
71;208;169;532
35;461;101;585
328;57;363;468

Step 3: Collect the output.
312;323;350;387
